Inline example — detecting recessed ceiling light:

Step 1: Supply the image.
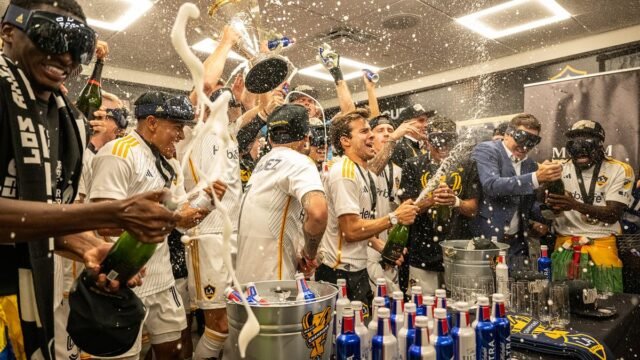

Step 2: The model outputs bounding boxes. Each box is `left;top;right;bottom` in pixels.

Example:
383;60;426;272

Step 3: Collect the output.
191;39;247;62
455;0;571;39
298;57;382;82
87;0;154;31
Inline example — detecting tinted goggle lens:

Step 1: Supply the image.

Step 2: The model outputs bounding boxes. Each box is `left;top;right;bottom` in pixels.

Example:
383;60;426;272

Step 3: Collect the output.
26;14;96;65
427;132;457;148
566;137;598;157
511;129;541;149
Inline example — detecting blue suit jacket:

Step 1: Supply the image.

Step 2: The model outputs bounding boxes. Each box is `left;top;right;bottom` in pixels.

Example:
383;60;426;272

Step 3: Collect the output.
471;140;539;240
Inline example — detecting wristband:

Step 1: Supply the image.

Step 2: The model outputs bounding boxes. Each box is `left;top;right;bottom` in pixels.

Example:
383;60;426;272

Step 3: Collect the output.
453;196;461;208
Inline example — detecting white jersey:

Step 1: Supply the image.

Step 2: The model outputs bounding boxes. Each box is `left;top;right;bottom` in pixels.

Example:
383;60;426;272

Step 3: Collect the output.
554;158;635;238
77;146;96;198
321;156;377;272
89;131;184;297
183;125;242;237
375;162;402;238
236;147;324;283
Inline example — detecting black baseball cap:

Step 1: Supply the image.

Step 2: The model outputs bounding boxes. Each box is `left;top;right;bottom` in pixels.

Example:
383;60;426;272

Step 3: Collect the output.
426;115;456;133
288;85;319;102
396;104;435;124
369;113;395;130
565;120;605;141
67;270;146;357
268;104;310;143
134;91;195;124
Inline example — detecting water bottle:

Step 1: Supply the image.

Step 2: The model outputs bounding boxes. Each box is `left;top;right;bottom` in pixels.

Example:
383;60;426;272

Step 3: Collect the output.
369;296;387;335
432;308;454;360
225;287;258;305
376;278;391;308
267;36;295;50
495;251;509;307
491;294;511;360
411;286;426;316
390;291;405;336
475;297;496;360
451;302;475;360
295;272;316;301
434;289;452;329
245;282;269;304
398;302;417;360
337;307;361;360
371;308;398;360
538;245;552;281
408;316;436;360
352;301;371;360
471;296;487;330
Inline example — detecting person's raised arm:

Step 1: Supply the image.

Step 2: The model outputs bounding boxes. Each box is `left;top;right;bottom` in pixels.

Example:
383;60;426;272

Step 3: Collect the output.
364;72;380;118
318;44;355;113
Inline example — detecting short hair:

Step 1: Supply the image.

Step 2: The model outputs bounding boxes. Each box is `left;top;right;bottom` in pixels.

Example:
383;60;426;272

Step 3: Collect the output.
101;90;123;108
10;0;86;22
329;108;370;156
493;122;509;136
509;113;541;132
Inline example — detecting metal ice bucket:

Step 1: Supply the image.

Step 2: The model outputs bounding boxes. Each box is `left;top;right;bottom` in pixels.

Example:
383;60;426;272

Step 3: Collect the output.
440;240;509;298
223;280;338;360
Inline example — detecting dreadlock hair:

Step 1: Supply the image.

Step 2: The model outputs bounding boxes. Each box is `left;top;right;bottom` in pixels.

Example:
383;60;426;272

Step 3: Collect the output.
329;108;370;156
10;0;86;22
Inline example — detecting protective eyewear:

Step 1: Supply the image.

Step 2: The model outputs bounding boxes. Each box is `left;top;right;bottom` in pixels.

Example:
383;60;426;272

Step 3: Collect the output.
2;4;97;65
210;87;241;108
566;137;600;158
105;107;130;129
135;95;195;122
508;128;541;149
427;132;457;148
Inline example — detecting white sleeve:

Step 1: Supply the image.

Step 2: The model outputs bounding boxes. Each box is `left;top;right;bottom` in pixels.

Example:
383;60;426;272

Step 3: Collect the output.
288;158;325;202
89;154;132;201
331;176;361;217
605;164;635;206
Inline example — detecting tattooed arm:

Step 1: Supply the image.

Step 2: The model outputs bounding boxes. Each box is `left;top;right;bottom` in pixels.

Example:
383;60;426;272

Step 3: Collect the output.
301;190;328;258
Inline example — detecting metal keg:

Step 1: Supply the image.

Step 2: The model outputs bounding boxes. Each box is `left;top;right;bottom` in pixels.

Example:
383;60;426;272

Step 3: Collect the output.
223;280;338;360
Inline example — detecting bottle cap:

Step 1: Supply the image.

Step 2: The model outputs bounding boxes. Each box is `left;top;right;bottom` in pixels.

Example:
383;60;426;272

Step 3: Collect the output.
415;316;429;327
499;250;506;256
376;278;386;285
423;295;435;305
492;293;505;302
477;296;490;306
373;297;386;306
337;278;347;286
246;282;256;288
378;308;390;318
392;291;404;300
350;300;363;310
404;303;417;313
434;308;447;319
294;272;304;280
342;307;354;317
541;245;548;250
411;286;423;295
435;289;446;298
455;301;469;311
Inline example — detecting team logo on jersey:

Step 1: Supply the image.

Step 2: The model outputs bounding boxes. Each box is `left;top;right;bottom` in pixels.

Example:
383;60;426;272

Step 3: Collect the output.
301;307;332;360
204;285;216;300
596;175;608;187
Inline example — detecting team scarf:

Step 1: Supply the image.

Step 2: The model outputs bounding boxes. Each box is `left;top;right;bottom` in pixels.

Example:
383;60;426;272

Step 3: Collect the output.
0;53;86;360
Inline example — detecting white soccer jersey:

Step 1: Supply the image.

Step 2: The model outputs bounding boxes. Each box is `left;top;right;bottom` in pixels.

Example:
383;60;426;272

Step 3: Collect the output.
320;156;377;272
183;125;242;238
554;158;635;238
236;147;325;283
89;131;183;298
375;162;402;240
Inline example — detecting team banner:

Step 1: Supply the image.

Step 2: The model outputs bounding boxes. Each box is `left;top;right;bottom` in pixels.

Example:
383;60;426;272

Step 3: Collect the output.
523;68;640;171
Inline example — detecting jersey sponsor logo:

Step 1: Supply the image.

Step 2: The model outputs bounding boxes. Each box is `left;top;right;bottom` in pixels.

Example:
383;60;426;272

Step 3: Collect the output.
360;208;376;219
596;175;608;187
204;284;216;300
301;306;332;360
570;190;604;204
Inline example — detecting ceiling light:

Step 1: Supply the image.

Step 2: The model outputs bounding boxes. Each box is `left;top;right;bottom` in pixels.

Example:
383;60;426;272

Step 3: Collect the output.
455;0;571;39
298;57;382;82
87;0;154;31
191;39;247;61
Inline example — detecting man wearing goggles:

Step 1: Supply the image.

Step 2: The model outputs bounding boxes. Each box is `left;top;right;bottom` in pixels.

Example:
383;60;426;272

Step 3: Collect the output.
472;114;562;259
546;120;634;293
308;124;328;171
0;2;179;360
400;116;479;294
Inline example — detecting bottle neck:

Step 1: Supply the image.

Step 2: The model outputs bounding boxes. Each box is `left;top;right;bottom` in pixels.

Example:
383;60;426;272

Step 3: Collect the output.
342;315;355;334
426;305;434;319
416;326;430;347
88;59;104;85
492;302;506;319
437;318;449;337
540;249;548;258
297;278;309;293
377;285;387;298
413;293;423;306
404;312;416;329
392;299;404;315
436;296;446;309
338;285;348;299
456;311;470;328
355;309;365;327
378;317;392;336
478;305;491;322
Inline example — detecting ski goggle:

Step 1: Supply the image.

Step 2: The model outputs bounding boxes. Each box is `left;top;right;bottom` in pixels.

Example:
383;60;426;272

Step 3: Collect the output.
135;95;195;123
2;4;97;65
427;132;457;148
105;107;130;129
566;137;601;158
508;128;541;149
209;87;241;108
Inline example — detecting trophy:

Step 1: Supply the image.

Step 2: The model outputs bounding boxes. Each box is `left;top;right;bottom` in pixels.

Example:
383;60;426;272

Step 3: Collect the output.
208;0;291;94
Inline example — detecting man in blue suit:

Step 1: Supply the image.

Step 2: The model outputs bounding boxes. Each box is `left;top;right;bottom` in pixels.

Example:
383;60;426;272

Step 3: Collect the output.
472;114;562;258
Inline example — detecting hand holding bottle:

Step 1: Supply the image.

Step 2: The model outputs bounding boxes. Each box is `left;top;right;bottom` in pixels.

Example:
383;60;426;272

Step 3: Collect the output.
117;190;179;244
536;160;563;183
395;199;419;225
84;242;146;292
95;40;109;61
432;183;456;206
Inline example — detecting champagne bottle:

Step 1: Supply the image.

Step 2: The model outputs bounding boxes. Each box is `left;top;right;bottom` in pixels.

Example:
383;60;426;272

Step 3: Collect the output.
381;223;409;265
433;176;451;234
100;231;157;283
547;179;565;195
76;59;103;121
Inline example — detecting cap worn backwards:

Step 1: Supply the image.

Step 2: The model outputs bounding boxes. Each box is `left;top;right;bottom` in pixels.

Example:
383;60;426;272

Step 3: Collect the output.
134;91;195;124
267;104;310;144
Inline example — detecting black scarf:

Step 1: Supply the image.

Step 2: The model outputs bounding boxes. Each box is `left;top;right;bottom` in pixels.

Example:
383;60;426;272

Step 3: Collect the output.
0;54;85;360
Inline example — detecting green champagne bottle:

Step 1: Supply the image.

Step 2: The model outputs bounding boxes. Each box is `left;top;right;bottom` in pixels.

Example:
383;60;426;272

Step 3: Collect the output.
76;59;103;121
381;224;409;265
100;231;157;283
547;178;565;195
433;176;451;233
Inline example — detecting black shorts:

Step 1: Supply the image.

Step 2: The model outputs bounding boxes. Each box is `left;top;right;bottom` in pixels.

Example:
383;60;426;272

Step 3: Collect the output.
315;264;373;313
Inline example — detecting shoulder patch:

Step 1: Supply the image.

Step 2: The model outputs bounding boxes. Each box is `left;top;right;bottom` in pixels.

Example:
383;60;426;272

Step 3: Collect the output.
111;135;139;158
341;158;356;180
